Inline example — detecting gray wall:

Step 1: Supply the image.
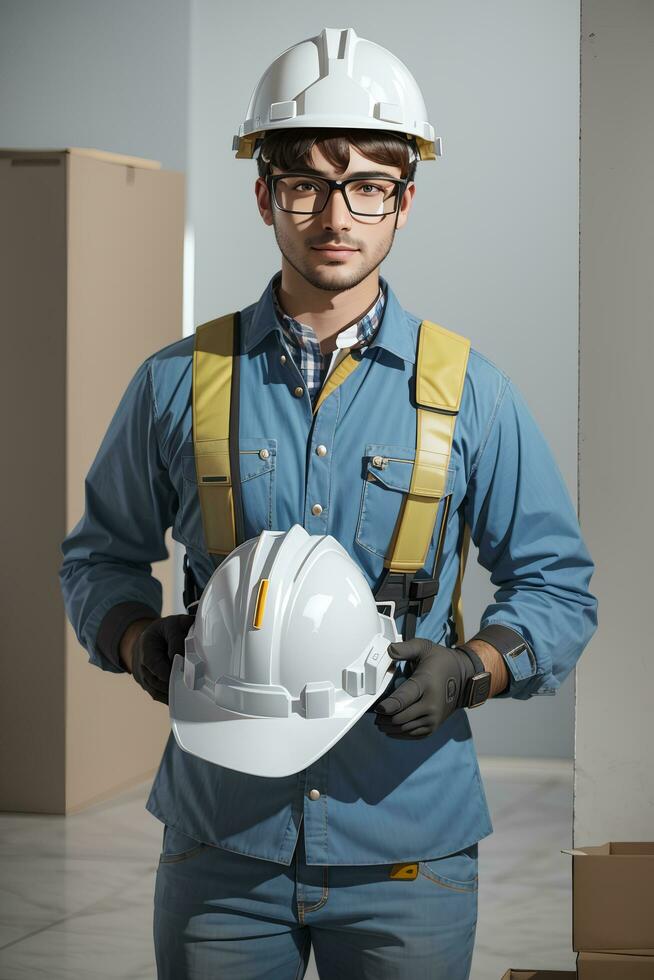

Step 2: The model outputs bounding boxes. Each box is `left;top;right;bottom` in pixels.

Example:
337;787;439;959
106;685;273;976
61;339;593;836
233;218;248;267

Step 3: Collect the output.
0;0;191;619
189;0;582;758
575;0;654;841
0;0;190;173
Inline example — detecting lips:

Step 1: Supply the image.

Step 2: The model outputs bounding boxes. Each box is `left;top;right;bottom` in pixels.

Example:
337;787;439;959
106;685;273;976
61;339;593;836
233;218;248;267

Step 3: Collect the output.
312;246;358;258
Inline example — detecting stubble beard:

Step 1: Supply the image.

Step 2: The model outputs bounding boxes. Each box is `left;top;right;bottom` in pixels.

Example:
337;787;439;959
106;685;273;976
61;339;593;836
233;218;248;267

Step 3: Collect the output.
272;214;395;293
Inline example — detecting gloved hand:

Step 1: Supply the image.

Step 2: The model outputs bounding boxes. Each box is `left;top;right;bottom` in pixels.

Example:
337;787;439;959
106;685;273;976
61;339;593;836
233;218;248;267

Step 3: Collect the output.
373;637;478;739
131;614;196;705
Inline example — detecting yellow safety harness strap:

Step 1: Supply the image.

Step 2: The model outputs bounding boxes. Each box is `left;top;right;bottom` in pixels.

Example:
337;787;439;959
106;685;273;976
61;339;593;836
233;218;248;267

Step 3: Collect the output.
387;320;469;570
312;349;361;416
376;320;471;641
192;312;239;555
191;311;472;640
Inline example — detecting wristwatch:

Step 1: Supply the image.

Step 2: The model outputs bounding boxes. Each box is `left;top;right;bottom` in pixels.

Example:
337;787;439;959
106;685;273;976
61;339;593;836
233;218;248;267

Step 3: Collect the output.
453;643;492;708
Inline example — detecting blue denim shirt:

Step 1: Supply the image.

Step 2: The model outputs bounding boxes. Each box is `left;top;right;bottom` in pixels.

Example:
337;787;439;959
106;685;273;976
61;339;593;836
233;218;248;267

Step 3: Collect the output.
59;272;598;866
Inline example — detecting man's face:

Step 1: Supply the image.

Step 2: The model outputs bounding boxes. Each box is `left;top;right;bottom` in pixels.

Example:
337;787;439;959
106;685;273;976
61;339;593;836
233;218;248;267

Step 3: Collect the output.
255;142;416;293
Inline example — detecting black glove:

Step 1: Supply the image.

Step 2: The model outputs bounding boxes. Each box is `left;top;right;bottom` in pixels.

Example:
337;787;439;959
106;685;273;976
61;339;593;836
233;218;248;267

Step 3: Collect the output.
131;614;196;705
373;637;478;739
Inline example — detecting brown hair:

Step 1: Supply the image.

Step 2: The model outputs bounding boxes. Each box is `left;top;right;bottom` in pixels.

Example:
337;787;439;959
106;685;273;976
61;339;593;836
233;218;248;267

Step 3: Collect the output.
256;128;418;182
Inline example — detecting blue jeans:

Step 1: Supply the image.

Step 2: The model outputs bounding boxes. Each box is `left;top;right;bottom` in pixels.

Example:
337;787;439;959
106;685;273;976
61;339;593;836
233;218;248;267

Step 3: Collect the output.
153;820;478;979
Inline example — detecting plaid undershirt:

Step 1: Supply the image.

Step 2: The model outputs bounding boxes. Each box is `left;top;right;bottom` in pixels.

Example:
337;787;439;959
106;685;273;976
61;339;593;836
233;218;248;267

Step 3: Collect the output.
271;271;386;407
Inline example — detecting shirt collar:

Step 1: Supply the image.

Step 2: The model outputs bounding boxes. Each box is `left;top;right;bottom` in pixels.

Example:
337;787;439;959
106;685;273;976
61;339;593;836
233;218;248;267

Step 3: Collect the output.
270;271;384;352
243;271;417;365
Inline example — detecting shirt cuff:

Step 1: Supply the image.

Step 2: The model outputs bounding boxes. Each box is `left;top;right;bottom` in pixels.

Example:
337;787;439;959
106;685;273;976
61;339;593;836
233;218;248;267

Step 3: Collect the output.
96;601;160;671
472;621;538;699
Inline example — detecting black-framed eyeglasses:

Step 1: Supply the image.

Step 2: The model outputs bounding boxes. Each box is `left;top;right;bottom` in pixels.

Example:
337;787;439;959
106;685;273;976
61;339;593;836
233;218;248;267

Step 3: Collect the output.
265;171;409;218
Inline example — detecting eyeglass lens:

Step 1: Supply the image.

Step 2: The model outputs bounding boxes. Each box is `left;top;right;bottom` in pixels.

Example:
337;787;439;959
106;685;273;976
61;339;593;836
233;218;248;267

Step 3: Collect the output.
274;176;400;216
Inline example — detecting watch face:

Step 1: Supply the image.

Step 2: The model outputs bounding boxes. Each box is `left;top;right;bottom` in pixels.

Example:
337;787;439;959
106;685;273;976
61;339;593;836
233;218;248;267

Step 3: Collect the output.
468;673;492;707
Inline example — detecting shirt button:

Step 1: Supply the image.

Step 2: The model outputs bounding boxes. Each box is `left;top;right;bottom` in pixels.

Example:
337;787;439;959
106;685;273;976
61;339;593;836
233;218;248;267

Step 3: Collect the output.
259;449;269;460
280;354;287;365
308;789;320;801
294;386;304;397
311;503;323;516
316;445;327;456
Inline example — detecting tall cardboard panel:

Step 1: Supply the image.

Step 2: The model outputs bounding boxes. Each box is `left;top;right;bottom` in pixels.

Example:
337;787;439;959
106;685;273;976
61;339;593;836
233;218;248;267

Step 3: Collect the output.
0;148;185;813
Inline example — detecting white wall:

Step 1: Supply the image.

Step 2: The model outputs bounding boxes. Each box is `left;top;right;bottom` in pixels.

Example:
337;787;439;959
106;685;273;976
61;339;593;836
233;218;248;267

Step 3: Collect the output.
575;0;654;842
189;0;583;759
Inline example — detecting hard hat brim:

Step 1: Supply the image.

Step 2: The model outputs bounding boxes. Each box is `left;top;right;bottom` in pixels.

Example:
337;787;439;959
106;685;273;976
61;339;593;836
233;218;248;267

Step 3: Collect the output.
168;654;397;778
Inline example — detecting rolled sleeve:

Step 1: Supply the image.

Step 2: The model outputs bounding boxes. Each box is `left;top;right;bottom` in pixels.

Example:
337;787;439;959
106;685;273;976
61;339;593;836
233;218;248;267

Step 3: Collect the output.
464;377;598;700
58;357;177;673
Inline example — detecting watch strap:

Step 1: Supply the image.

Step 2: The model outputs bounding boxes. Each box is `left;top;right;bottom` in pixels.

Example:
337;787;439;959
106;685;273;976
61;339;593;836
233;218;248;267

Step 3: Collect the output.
455;624;533;707
453;642;486;677
454;642;492;708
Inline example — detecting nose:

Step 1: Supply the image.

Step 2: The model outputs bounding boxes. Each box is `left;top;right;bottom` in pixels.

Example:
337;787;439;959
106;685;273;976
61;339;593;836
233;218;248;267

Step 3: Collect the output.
320;186;352;231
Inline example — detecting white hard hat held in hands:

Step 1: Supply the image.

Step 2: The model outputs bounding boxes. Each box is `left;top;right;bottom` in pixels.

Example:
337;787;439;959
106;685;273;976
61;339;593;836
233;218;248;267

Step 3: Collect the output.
168;524;400;778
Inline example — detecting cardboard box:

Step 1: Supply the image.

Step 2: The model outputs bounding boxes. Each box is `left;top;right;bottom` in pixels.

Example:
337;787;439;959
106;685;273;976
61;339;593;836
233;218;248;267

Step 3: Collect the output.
0;148;184;813
562;843;654;951
501;972;576;979
577;951;654;977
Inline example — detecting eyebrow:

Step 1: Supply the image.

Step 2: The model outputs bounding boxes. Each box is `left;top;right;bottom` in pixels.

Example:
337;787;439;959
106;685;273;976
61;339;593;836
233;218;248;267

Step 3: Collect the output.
287;169;398;180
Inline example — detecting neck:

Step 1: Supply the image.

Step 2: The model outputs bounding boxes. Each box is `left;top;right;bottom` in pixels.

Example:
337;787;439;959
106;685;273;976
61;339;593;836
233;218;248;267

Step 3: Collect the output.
276;258;380;351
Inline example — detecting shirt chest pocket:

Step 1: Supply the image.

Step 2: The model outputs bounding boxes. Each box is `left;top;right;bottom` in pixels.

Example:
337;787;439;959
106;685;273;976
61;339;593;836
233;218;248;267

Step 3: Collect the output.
178;437;278;549
355;443;457;561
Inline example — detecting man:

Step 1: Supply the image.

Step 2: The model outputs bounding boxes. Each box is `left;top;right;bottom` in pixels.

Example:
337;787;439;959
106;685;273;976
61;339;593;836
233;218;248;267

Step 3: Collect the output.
59;27;597;980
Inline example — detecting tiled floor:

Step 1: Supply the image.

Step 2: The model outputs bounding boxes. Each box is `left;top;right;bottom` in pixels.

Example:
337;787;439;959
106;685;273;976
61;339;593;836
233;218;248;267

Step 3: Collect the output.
0;758;576;979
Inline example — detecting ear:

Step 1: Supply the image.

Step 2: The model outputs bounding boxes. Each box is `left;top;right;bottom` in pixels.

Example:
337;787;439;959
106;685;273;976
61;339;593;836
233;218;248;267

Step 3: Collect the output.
395;181;416;231
255;176;274;227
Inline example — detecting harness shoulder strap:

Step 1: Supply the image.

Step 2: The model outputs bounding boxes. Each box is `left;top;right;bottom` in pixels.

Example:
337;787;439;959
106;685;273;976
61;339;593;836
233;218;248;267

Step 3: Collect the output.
192;312;242;555
419;320;471;644
190;312;472;642
375;320;471;641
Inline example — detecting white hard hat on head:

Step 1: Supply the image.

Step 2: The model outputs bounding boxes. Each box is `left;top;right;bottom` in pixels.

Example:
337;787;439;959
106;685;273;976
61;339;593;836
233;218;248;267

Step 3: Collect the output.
169;524;400;778
232;26;442;163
